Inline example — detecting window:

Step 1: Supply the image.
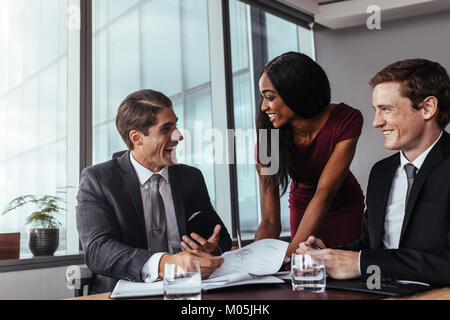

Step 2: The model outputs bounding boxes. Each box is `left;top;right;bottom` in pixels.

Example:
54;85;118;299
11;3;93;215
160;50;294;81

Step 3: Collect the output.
0;0;80;257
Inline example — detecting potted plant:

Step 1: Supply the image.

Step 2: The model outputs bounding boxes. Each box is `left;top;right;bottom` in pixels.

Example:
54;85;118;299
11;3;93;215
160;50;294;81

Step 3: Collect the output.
1;195;65;257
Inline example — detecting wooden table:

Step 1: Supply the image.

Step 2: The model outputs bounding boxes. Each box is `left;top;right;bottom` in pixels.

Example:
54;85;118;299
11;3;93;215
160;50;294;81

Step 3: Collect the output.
71;283;450;300
386;287;450;300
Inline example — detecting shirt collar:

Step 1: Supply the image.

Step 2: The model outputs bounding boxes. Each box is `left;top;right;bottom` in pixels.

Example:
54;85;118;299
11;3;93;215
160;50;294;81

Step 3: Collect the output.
129;151;169;186
400;131;443;171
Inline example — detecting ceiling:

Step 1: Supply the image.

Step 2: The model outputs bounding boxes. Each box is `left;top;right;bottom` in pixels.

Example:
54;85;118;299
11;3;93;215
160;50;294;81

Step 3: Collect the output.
278;0;450;29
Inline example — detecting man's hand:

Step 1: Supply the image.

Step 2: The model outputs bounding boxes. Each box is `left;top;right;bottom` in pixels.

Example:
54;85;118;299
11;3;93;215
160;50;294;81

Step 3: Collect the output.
310;249;360;280
181;224;222;256
158;250;224;280
297;236;359;280
296;235;327;254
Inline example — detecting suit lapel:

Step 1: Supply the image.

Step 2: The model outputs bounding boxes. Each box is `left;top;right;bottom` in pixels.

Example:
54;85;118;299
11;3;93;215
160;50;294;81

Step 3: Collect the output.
371;154;399;248
399;133;448;243
118;151;146;236
168;166;187;238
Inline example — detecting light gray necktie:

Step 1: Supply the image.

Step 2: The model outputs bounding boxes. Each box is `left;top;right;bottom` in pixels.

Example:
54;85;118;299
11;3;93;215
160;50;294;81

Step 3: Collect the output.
146;174;169;252
404;163;417;208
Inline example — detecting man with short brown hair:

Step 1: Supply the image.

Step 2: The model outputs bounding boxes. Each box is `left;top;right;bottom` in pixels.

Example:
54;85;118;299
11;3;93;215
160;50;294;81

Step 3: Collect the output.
369;58;450;130
298;58;450;286
77;89;231;294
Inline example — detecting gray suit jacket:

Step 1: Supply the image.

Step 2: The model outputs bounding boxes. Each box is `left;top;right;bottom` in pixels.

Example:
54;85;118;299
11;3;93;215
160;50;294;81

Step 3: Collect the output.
76;151;232;293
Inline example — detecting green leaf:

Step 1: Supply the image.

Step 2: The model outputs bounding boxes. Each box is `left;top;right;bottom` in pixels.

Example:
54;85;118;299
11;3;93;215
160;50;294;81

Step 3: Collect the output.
3;194;65;228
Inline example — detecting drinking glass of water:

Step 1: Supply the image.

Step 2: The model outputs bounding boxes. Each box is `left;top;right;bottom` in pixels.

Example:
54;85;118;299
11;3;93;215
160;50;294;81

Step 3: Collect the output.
291;253;326;293
163;260;201;300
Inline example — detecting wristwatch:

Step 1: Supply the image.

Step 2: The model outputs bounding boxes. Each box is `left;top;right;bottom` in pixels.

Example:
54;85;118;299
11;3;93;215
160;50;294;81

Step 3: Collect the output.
281;255;291;268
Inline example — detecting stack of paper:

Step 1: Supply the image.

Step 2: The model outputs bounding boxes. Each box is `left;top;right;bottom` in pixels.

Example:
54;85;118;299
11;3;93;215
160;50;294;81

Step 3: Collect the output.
110;239;289;299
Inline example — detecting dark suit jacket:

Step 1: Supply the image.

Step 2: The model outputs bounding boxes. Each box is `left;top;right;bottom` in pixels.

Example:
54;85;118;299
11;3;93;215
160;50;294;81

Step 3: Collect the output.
341;131;450;286
76;151;232;294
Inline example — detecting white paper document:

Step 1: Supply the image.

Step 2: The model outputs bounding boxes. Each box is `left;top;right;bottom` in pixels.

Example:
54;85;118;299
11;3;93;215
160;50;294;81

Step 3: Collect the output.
202;275;284;292
208;238;289;278
110;239;289;299
110;280;164;299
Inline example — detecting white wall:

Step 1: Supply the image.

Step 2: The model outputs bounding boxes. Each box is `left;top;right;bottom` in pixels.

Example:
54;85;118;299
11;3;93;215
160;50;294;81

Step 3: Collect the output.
314;9;450;194
0;267;74;300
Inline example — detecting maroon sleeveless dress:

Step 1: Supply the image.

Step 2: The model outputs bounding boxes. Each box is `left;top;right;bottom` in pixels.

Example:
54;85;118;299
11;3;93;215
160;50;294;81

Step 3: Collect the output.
289;103;365;247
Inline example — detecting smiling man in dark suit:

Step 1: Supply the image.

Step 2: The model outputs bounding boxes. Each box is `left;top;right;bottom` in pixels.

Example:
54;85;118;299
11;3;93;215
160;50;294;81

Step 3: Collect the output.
76;89;231;294
298;58;450;286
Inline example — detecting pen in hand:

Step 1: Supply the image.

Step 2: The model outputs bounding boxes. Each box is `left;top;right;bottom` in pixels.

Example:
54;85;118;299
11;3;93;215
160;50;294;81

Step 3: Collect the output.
237;234;242;249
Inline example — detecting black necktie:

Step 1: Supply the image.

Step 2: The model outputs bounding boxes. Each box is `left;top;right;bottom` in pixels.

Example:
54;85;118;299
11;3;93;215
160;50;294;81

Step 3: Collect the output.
404;163;417;208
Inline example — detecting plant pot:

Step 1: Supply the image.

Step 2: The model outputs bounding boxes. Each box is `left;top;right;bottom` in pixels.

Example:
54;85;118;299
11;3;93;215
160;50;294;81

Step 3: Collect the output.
28;228;59;256
0;232;20;260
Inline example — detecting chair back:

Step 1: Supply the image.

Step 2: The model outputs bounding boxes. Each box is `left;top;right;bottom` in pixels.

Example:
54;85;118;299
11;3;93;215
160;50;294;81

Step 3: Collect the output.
112;150;127;158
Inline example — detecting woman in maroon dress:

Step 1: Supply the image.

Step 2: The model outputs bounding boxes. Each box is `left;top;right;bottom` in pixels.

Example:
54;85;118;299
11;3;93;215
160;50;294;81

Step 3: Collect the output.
255;52;365;257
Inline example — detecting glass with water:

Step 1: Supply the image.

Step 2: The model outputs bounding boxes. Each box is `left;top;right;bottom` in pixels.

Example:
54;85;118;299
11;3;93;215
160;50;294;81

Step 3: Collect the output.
163;260;201;300
291;253;326;292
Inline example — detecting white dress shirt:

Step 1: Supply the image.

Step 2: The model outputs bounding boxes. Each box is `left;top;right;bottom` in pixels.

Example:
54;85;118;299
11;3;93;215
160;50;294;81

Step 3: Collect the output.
129;152;181;282
382;131;443;249
358;131;443;273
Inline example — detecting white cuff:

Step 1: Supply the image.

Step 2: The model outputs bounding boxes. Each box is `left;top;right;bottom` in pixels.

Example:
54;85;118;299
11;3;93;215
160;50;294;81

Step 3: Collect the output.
141;252;167;283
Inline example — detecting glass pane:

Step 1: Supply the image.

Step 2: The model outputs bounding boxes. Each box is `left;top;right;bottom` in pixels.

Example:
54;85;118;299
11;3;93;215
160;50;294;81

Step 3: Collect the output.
107;9;141;122
108;0;139;22
181;0;210;90
229;0;249;73
0;0;71;258
184;86;215;204
265;13;299;59
229;0;313;239
92;0;216;207
229;0;256;240
298;25;314;59
140;0;182;97
233;72;259;237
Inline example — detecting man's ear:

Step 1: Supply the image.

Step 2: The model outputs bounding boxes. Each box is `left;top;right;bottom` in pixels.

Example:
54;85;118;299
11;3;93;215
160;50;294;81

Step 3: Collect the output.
129;130;142;147
421;96;439;121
